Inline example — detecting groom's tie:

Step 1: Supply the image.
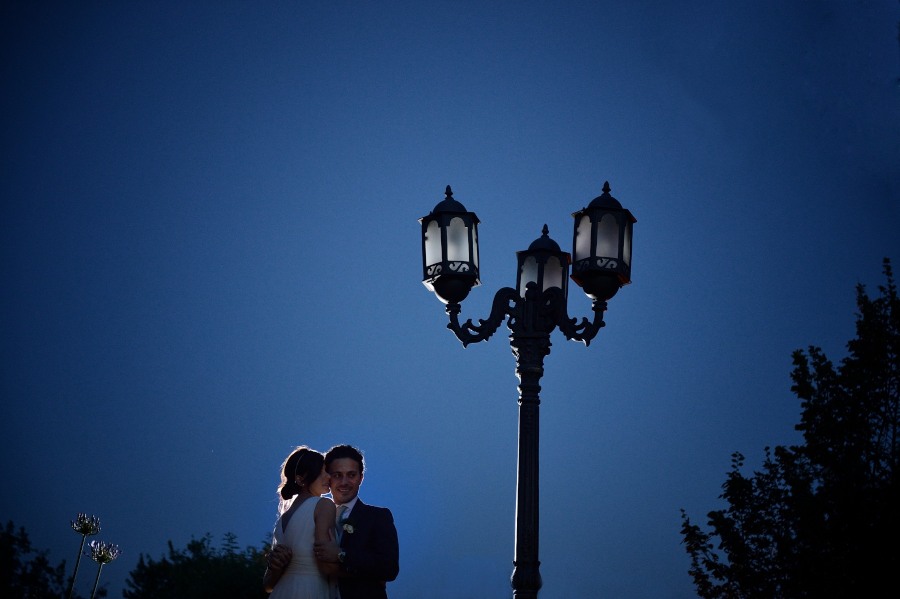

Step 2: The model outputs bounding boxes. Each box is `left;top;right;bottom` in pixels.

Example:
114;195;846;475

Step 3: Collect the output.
336;505;348;543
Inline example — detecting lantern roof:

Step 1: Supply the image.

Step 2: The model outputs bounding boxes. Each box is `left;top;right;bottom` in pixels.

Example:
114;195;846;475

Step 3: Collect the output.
587;181;623;210
431;185;474;215
527;224;562;252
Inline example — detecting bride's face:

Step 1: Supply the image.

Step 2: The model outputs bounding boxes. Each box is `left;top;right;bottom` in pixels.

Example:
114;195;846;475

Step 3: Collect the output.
308;466;331;496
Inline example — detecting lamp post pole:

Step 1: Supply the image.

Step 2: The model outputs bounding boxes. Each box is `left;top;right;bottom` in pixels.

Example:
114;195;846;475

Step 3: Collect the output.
509;324;548;598
420;183;635;598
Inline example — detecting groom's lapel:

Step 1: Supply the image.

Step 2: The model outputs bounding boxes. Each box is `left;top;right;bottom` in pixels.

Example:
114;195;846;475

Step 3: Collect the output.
347;499;366;528
341;499;366;547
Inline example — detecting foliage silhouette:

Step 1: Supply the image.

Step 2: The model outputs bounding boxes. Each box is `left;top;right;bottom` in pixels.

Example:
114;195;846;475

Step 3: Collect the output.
1;520;97;599
681;258;899;597
123;532;268;599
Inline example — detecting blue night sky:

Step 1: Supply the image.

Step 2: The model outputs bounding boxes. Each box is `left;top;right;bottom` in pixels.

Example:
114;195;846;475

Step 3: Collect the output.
2;2;898;598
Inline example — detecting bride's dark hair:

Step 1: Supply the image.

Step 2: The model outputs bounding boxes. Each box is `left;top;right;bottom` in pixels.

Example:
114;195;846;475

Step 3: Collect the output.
278;445;325;500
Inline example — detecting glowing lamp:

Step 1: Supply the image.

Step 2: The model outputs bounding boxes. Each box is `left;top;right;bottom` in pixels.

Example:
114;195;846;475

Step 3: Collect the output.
570;181;636;301
419;186;480;304
516;225;570;301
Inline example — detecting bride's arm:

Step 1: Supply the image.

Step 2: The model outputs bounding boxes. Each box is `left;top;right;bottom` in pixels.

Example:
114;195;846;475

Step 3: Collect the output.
313;498;340;576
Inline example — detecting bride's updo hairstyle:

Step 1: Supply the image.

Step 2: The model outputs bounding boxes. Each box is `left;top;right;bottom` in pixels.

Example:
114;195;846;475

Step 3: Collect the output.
277;445;325;500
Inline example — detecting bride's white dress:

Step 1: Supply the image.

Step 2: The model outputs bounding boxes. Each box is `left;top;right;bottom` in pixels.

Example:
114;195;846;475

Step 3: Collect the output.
269;497;336;599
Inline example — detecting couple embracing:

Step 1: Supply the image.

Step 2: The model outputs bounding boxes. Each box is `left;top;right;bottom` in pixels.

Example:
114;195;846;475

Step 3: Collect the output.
264;444;399;599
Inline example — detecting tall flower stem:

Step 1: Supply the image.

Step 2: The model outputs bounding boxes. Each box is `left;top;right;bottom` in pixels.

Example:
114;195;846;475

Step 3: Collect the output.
66;535;87;599
89;563;104;599
67;513;101;599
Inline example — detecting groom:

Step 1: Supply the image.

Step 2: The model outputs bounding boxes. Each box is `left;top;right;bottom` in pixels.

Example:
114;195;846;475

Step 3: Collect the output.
315;444;399;599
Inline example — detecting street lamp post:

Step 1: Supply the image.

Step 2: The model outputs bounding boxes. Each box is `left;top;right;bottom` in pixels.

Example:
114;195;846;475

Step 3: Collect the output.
419;182;636;598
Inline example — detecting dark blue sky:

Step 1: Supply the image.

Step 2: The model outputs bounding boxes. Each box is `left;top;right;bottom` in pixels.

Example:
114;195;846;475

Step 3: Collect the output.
2;2;898;598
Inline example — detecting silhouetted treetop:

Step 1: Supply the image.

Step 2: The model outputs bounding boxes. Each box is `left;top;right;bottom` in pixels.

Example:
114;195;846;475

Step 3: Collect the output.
682;258;898;598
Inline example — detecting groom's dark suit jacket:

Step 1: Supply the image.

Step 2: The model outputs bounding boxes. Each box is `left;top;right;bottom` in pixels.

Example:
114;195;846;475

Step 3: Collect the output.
338;498;400;599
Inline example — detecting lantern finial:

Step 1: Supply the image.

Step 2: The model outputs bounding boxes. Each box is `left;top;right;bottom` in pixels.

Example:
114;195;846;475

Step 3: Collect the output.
445;185;453;199
541;223;549;237
602;181;611;194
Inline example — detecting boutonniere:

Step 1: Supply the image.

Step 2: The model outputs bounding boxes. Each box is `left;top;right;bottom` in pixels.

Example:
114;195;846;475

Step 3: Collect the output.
342;523;355;535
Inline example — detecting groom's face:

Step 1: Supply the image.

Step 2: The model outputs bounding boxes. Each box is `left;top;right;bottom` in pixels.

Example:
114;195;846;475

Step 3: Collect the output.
328;457;363;505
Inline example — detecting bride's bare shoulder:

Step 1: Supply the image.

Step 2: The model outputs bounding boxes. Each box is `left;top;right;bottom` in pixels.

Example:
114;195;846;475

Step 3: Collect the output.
314;496;336;516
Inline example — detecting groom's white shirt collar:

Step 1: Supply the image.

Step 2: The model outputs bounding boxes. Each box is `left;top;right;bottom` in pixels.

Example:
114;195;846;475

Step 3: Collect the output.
337;495;359;517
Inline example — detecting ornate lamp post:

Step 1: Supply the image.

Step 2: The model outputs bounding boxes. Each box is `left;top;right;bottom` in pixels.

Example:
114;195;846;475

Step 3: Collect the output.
419;182;635;598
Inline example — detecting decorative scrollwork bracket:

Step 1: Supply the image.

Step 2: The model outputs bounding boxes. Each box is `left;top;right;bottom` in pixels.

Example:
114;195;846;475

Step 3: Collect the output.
445;287;520;347
444;283;606;348
554;294;607;346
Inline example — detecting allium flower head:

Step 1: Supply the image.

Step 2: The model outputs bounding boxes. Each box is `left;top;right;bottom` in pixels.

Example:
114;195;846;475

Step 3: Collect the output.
88;540;121;564
71;513;101;536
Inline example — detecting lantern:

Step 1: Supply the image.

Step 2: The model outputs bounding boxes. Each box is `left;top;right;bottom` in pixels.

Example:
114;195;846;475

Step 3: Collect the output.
516;225;570;300
419;186;480;304
570;181;636;301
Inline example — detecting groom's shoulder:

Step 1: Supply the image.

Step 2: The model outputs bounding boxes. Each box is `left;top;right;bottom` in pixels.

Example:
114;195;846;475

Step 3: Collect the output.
357;499;395;519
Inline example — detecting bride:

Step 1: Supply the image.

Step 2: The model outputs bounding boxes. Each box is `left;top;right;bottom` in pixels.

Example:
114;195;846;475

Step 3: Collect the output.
264;446;338;598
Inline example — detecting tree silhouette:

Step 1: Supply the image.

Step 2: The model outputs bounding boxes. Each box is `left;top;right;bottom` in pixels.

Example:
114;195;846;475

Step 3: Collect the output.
1;520;96;599
123;533;268;599
681;258;899;598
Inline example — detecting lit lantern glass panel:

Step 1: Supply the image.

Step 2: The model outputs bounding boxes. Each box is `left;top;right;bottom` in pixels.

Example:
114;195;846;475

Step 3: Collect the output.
447;217;470;262
544;256;564;291
519;255;538;298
